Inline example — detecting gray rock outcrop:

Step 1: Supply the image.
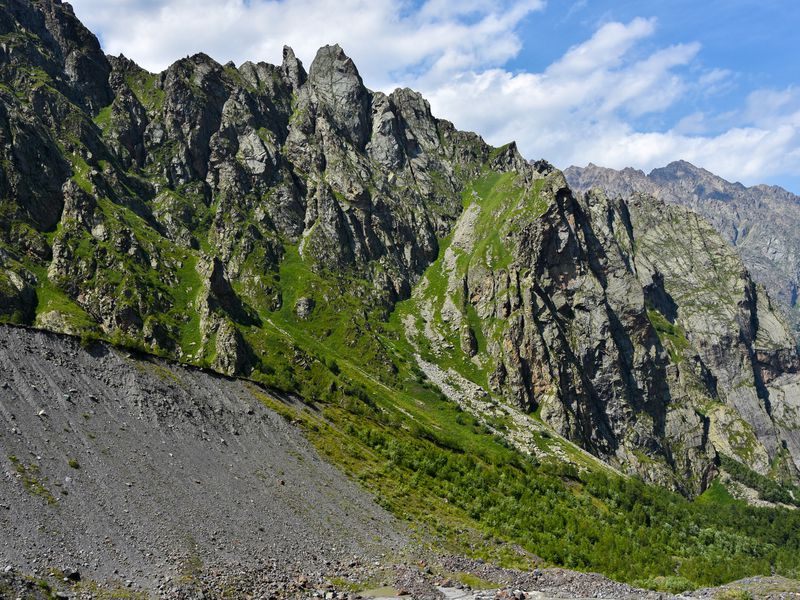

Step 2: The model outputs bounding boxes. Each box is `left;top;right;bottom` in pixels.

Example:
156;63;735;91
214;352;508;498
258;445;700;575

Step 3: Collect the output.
407;164;800;493
565;161;800;345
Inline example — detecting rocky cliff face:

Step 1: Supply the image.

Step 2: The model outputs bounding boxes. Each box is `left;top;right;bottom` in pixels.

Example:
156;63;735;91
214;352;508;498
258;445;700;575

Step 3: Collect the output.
0;0;501;367
1;0;800;494
400;164;800;493
565;161;800;345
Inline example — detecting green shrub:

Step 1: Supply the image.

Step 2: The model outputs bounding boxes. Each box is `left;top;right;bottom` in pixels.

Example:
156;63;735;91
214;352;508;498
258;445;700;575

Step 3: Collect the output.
715;589;754;600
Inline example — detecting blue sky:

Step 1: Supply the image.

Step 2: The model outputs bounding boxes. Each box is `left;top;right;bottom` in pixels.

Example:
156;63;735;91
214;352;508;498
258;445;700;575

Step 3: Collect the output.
69;0;800;192
516;1;799;132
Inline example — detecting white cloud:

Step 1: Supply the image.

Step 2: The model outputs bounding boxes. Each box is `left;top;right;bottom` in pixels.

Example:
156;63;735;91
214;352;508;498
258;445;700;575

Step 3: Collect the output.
563;0;588;22
68;1;800;189
547;17;656;77
745;87;800;128
69;0;542;88
410;18;800;187
418;19;701;157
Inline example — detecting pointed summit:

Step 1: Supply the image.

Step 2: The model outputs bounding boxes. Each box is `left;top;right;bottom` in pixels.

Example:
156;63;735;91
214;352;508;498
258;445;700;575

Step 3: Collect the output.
0;0;112;111
281;45;306;91
307;44;370;148
309;44;361;80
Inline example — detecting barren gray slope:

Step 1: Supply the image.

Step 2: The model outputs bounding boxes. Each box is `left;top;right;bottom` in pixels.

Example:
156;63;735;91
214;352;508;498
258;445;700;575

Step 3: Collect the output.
0;325;405;588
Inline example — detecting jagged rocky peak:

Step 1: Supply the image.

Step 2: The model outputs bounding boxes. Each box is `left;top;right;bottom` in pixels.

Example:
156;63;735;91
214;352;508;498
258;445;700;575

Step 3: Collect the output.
303;43;371;148
280;45;306;91
0;0;498;358
0;0;112;111
649;159;745;192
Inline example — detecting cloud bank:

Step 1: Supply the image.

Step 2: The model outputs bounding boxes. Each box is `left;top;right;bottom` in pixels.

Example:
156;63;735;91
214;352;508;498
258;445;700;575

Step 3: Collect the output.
68;0;800;190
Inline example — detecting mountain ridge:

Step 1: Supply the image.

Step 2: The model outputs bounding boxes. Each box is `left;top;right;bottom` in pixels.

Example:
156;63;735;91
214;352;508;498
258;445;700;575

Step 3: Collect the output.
3;0;800;593
1;0;799;492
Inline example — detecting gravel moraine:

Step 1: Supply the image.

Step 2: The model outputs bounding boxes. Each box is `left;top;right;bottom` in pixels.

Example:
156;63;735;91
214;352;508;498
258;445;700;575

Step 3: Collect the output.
0;324;406;592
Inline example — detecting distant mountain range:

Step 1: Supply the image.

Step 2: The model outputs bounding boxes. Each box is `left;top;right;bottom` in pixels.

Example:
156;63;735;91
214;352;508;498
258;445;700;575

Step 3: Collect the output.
565;161;800;345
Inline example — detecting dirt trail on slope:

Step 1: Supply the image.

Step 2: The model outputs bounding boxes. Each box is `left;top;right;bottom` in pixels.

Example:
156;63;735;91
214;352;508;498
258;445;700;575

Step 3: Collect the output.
0;325;406;591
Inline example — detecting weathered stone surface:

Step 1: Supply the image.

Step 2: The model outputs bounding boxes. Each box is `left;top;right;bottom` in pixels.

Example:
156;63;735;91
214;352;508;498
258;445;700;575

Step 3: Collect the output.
0;96;71;229
0;266;36;323
0;0;112;112
566;161;800;345
213;318;252;375
408;167;800;492
306;44;371;149
294;296;315;320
